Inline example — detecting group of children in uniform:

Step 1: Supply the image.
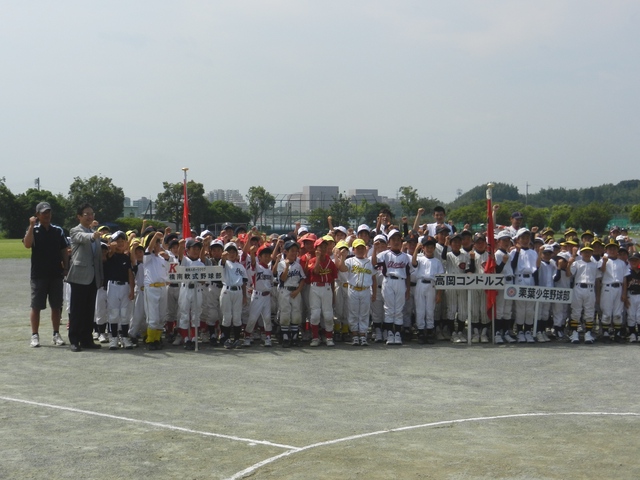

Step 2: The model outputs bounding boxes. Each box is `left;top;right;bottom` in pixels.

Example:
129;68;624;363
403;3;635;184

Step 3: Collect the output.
76;207;640;351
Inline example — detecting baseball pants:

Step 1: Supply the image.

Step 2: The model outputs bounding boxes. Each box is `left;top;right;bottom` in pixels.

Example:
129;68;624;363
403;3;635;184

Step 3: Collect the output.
278;287;302;327
347;287;371;333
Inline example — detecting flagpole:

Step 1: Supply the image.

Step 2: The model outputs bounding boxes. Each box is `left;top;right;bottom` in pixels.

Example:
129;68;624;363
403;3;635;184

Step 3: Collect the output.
486;182;496;343
181;167;197;351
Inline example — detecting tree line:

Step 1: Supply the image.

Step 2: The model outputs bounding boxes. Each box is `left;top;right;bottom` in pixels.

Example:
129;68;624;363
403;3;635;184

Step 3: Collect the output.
2;177;640;238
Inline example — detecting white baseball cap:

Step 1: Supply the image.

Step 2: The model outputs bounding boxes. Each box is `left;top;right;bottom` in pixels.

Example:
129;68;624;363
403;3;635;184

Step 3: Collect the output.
297;226;308;234
333;226;348;236
357;224;370;234
515;228;530;238
373;234;387;243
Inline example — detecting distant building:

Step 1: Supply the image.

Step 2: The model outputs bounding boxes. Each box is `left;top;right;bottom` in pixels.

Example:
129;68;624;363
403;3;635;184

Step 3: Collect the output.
302;186;339;212
207;189;247;210
348;189;380;204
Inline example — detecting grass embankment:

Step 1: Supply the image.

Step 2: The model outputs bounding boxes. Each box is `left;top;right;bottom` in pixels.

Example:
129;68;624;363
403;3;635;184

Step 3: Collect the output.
0;239;31;259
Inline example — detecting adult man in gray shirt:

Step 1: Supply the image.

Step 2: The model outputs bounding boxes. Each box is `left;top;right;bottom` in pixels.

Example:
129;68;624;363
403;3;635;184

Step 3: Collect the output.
66;204;104;352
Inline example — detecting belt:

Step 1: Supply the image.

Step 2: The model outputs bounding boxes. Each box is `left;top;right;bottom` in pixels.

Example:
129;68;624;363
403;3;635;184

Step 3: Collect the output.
377;285;382;289
504;276;514;282
578;283;593;288
410;282;417;286
387;276;404;280
420;279;432;284
212;282;223;288
254;291;270;296
606;283;621;288
109;280;127;285
629;291;640;295
188;284;196;289
169;284;180;288
518;274;531;278
311;282;328;287
349;285;368;291
140;286;144;291
283;286;298;291
148;282;166;288
226;286;241;291
342;282;348;288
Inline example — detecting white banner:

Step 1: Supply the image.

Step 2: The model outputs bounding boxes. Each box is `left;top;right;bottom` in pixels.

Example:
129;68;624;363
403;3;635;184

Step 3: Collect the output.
503;285;572;304
434;274;506;290
167;263;224;284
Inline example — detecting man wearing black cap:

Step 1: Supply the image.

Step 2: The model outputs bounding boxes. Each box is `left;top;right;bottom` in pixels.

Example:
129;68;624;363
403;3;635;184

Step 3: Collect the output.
505;212;523;238
23;202;70;348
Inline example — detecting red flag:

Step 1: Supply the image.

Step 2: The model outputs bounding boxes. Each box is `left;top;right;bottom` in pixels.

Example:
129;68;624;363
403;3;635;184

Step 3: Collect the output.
485;186;497;318
182;178;191;240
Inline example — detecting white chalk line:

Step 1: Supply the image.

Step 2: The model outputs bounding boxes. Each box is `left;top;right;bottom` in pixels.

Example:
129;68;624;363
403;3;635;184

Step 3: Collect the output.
0;395;299;451
226;411;640;480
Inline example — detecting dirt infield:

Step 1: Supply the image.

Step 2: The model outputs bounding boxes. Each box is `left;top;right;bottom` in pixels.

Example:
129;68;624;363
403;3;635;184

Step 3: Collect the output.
2;258;640;479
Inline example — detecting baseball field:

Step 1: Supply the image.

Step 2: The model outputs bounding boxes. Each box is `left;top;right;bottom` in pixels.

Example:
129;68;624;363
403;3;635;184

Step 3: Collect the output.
2;257;640;479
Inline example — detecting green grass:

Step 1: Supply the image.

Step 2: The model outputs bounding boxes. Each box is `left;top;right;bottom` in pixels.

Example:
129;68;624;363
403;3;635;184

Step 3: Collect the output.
0;239;31;259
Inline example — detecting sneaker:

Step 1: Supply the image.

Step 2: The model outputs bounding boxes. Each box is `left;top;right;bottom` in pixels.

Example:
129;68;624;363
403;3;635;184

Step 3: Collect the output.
310;337;321;347
386;332;396;345
450;331;458;343
517;331;526;343
471;328;480;343
542;331;551;342
184;340;195;350
209;335;219;347
224;338;233;349
282;337;291;348
264;337;272;347
52;333;66;346
480;328;489;343
92;331;99;340
494;333;504;344
109;335;119;350
382;329;388;342
326;338;335;347
525;331;535;343
503;331;516;343
360;336;369;346
352;336;360;346
556;329;565;340
98;333;109;343
629;333;638;343
436;326;445;341
121;336;133;349
394;331;402;345
584;331;595;344
334;332;343;343
570;330;580;344
243;337;252;347
603;329;611;340
536;331;546;343
545;328;556;340
172;334;183;346
454;332;466;344
30;334;40;348
374;329;383;343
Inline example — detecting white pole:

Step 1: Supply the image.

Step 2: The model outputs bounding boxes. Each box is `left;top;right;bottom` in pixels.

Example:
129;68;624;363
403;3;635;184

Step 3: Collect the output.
467;290;472;345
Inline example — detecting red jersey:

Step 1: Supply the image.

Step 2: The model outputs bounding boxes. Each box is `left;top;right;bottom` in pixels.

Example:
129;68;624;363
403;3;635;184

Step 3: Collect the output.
306;255;337;284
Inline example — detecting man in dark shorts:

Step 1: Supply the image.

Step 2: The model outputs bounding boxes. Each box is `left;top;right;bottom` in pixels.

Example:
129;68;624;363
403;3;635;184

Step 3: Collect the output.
23;202;70;347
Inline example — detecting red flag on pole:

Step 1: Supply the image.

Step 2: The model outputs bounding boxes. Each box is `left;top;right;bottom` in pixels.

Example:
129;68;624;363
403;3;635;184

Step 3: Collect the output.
485;184;497;318
182;169;191;240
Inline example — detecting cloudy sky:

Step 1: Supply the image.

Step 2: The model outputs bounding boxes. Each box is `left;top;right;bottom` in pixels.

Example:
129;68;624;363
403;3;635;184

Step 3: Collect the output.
2;1;638;204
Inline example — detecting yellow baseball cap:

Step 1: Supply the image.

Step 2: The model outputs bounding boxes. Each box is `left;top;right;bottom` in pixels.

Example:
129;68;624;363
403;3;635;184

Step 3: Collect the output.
352;239;367;249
